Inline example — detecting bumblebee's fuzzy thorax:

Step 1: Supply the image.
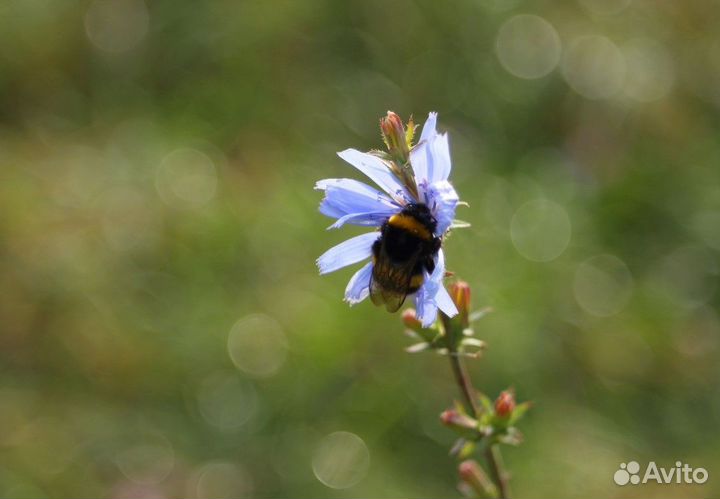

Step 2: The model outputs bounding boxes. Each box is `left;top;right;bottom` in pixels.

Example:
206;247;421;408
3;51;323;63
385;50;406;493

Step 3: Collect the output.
387;203;437;241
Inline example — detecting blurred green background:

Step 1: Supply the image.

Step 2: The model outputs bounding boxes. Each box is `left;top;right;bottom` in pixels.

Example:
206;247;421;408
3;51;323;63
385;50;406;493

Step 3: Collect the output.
1;0;719;497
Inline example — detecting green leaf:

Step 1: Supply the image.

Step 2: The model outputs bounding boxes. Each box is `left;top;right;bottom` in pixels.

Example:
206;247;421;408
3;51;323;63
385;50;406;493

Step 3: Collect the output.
368;149;392;160
449;437;477;460
403;329;423;340
478;393;493;414
497;427;523;446
509;401;532;425
405;117;416;147
449;437;467;457
457;440;476;460
469;307;493;323
450;219;472;229
453;399;468;416
461;338;486;349
405;342;430;353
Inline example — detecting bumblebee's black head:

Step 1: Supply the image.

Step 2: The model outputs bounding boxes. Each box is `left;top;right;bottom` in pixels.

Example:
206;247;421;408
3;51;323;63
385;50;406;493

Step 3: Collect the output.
400;203;437;235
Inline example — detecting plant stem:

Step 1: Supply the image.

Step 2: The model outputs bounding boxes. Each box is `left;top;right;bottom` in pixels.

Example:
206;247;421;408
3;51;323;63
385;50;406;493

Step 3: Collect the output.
485;444;509;499
447;351;510;498
448;352;479;416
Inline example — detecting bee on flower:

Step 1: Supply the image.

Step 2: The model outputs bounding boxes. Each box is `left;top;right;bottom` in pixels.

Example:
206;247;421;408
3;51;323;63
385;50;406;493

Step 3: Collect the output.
316;111;464;327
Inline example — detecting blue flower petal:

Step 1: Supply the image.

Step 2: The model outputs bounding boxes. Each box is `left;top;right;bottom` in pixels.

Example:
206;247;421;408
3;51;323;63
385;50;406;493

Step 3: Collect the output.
419;112;438;144
414;112;452;185
415;249;457;327
316;178;400;229
337;149;411;203
429;132;451;183
435;283;458;316
344;261;373;304
426;180;459;235
327;211;395;229
415;279;437;328
317;232;378;275
409;141;429;203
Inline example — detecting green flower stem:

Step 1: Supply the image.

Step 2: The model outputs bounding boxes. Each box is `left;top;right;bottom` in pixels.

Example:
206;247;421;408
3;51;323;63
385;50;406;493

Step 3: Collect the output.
447;345;510;498
485;444;510;499
448;351;479;415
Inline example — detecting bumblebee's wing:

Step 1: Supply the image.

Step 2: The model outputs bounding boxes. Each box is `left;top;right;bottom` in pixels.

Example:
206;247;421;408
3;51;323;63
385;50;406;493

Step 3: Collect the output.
369;247;421;313
369;275;408;312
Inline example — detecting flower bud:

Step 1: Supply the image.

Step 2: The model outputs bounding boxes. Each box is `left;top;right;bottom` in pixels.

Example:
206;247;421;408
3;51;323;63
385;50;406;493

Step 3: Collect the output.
440;408;477;431
459;460;498;498
449;281;471;328
494;390;516;419
380;111;411;162
402;308;422;331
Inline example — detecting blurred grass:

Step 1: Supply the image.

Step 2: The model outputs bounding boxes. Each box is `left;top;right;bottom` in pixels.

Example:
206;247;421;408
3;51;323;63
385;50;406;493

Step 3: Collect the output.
1;0;719;497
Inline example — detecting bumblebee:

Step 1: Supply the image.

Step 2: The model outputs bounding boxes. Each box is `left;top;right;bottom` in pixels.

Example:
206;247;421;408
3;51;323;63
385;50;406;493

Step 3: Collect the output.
370;203;441;312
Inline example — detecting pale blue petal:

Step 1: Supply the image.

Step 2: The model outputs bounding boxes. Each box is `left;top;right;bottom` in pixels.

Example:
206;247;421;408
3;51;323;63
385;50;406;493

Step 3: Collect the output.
409;141;429;203
419;112;438;144
317;232;378;275
415;280;437;328
429;132;452;183
328;211;396;229
414;112;452;187
415;249;457;327
316;178;400;229
316;178;396;210
318;202;344;219
337;149;411;203
320;203;394;228
344;261;373;304
425;180;459;235
316;178;397;213
435;282;458;316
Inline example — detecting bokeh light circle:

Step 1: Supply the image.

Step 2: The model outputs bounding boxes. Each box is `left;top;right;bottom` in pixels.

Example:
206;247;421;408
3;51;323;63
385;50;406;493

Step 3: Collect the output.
510;200;571;262
156;148;217;209
562;36;626;99
496;15;562;79
228;314;288;378
574;254;634;316
196;372;258;430
115;436;175;485
312;431;370;489
623;39;675;102
193;461;253;498
85;0;149;53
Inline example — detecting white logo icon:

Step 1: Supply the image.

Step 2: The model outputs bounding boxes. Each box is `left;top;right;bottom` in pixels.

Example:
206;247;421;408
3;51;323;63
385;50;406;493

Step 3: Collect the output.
614;461;641;485
614;461;709;486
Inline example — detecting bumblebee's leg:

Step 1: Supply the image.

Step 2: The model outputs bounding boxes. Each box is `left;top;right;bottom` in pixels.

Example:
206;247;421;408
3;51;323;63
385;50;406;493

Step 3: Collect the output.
372;239;381;259
423;237;440;274
432;237;441;252
424;256;435;274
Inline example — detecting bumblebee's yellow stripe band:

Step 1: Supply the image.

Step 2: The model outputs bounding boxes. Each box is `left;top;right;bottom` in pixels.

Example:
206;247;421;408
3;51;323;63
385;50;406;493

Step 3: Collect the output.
388;214;432;240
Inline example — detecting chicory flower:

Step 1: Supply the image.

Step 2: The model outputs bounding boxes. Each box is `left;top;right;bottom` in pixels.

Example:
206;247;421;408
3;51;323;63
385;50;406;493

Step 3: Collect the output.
316;112;461;327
